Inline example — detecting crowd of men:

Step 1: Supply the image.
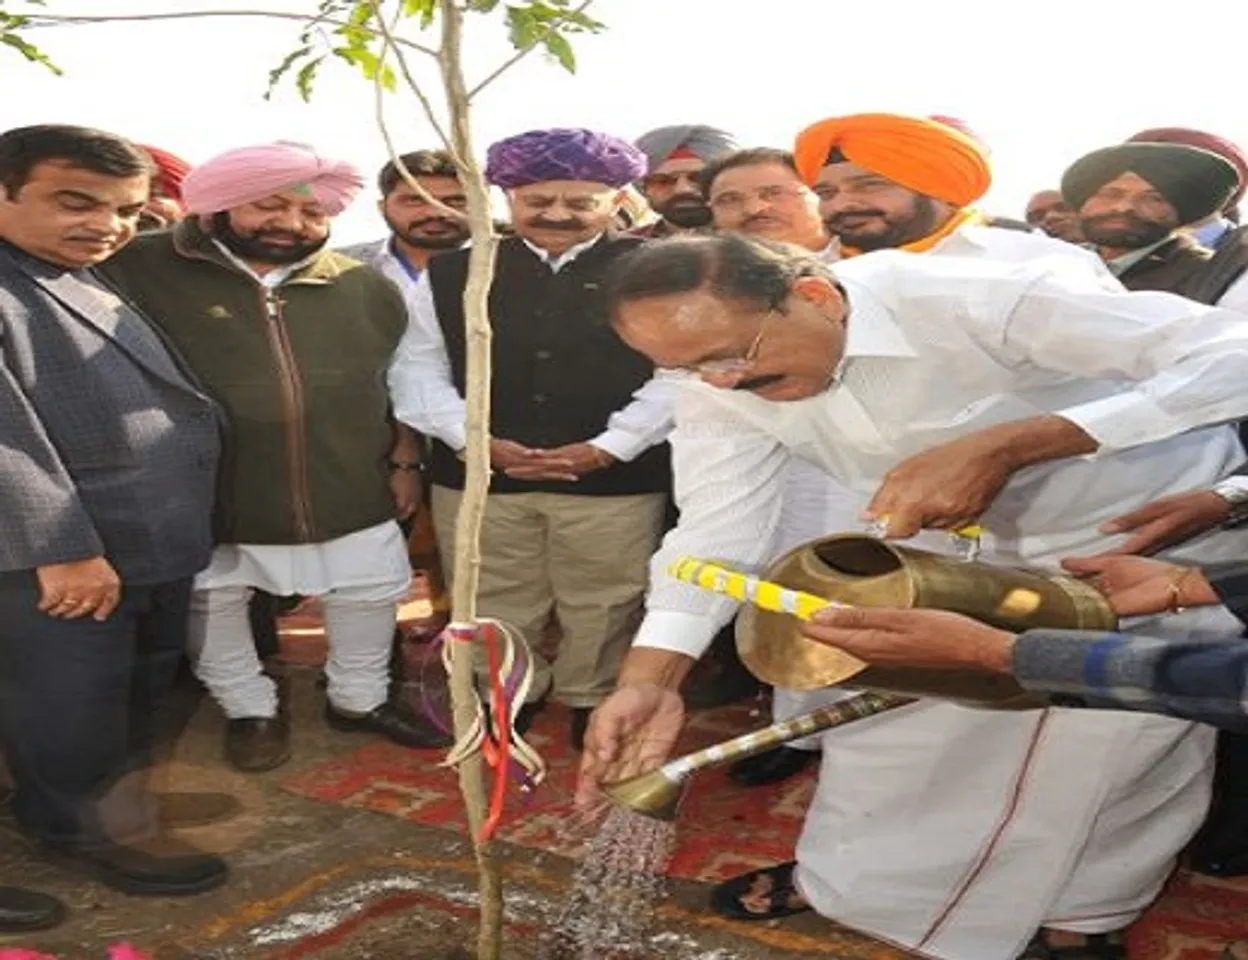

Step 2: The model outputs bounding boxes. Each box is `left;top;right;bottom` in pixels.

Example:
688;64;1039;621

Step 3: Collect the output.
4;113;1248;959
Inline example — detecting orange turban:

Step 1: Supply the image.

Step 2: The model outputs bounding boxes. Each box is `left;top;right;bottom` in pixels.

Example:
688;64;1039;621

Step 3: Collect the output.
793;113;992;208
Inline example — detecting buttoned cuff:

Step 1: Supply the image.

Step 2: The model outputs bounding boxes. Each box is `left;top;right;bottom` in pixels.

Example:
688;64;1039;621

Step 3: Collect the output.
632;609;721;660
590;428;648;463
440;422;468;454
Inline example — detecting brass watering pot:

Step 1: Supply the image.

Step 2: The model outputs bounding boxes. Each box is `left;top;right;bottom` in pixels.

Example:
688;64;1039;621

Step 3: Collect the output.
736;533;1117;709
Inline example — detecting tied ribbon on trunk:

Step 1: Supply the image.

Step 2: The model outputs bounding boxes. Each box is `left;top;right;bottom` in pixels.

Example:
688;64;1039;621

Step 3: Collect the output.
421;619;547;842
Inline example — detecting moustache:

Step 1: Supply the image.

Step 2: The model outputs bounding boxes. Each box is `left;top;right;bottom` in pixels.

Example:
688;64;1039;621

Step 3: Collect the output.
666;193;705;206
409;217;461;232
827;209;886;227
253;230;312;245
733;373;786;392
528;218;585;231
741;214;782;230
1084;212;1152;228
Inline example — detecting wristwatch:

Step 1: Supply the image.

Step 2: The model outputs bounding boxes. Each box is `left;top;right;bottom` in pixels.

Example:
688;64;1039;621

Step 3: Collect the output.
1212;476;1248;528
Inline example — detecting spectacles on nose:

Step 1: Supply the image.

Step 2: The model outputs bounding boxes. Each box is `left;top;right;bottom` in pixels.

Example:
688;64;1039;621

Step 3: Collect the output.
693;309;777;381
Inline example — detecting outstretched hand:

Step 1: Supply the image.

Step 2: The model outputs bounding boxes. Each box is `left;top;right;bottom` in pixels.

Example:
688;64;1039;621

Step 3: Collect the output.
575;684;684;812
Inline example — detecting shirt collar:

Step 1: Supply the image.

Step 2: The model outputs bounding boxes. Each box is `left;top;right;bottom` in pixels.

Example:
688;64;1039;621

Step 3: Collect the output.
1107;236;1172;276
521;233;603;272
836;276;921;363
1189;217;1233;248
211;239;315;288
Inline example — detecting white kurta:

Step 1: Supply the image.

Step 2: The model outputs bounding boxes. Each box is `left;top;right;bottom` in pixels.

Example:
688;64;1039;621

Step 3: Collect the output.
636;228;1248;959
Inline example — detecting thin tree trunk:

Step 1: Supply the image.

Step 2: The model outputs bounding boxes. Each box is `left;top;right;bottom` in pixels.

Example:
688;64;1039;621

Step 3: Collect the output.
437;2;505;957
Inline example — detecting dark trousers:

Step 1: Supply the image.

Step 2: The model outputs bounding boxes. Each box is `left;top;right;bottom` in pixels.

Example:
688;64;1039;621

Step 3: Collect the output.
0;573;192;849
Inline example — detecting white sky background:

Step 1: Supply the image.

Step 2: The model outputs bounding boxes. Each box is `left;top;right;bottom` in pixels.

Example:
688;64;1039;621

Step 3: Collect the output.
6;0;1248;243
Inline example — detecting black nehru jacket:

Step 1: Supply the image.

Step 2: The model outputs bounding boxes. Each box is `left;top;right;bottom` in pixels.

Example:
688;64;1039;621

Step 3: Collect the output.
426;234;670;496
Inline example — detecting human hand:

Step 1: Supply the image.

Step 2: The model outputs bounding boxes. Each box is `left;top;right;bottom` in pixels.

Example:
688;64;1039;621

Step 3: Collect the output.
502;442;613;482
865;434;1014;538
575;683;684;811
1096;491;1230;556
487;438;541;472
1060;554;1218;616
389;467;422;521
802;606;1016;673
35;556;122;621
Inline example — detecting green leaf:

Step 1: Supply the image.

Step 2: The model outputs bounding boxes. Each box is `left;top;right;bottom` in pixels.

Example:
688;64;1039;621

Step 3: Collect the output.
333;44;396;90
265;44;313;99
465;0;501;10
541;30;575;72
295;55;327;102
505;6;539;48
403;0;438;26
0;30;61;75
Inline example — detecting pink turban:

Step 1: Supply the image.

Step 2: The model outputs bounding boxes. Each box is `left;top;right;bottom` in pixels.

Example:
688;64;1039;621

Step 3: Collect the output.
181;141;365;216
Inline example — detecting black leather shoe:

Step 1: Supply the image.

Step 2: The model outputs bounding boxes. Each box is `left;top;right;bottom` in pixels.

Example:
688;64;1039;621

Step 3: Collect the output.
0;886;67;932
570;708;592;752
1188;810;1248;876
514;696;548;737
325;702;452;749
225;716;292;772
727;746;817;787
50;835;228;896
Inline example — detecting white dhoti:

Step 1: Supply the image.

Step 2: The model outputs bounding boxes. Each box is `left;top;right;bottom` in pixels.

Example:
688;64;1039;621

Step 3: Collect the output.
187;521;412;718
794;650;1221;960
772;470;1241;958
751;455;1245;958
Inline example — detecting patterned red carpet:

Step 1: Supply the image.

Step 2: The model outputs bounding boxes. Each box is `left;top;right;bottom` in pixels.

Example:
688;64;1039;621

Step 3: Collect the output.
283;699;812;884
277;591;1248;959
281;698;1248;958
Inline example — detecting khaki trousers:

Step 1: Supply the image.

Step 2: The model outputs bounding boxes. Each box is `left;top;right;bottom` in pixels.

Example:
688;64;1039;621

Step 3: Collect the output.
431;486;666;708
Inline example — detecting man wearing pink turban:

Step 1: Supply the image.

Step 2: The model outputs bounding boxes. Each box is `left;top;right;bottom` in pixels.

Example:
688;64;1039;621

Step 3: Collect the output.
100;141;449;772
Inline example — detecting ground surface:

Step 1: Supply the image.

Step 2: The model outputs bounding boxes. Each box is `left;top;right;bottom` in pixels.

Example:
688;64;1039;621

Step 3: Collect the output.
0;666;870;960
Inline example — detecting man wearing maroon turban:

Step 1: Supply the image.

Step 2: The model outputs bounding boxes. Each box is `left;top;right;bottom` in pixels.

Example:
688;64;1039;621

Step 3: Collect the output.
388;128;674;750
100;141;449;772
138;144;191;231
1129;127;1248;249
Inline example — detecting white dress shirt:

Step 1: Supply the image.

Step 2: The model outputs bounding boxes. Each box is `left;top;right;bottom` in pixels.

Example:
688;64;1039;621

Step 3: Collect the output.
637;234;1248;658
386;234;675;459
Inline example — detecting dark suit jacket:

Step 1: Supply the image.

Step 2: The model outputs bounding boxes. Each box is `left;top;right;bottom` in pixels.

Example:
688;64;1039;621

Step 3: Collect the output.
1116;234;1214;297
0;242;221;584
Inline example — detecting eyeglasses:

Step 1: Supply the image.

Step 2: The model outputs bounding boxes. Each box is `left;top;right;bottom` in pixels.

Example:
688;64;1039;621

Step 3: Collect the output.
693;309;777;382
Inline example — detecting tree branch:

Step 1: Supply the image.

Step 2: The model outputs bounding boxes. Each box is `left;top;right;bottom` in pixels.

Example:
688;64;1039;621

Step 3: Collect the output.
366;0;468;222
365;0;462;169
23;8;438;57
466;0;594;100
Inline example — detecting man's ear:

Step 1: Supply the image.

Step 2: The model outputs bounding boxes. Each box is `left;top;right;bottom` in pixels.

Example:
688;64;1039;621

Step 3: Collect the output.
792;274;838;304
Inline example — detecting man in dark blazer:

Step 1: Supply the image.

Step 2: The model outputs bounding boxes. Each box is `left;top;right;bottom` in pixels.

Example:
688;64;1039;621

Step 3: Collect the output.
0;125;226;897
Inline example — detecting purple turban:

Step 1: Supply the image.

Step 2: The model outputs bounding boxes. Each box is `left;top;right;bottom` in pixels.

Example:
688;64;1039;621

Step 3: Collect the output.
182;141;365;217
485;128;647;189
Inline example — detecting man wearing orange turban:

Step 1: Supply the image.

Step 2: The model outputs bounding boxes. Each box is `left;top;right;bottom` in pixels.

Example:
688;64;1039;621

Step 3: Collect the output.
793;112;995;255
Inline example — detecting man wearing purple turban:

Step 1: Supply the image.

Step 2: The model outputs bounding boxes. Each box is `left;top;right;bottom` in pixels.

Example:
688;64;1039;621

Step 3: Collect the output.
389;128;675;749
100;141;450;772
